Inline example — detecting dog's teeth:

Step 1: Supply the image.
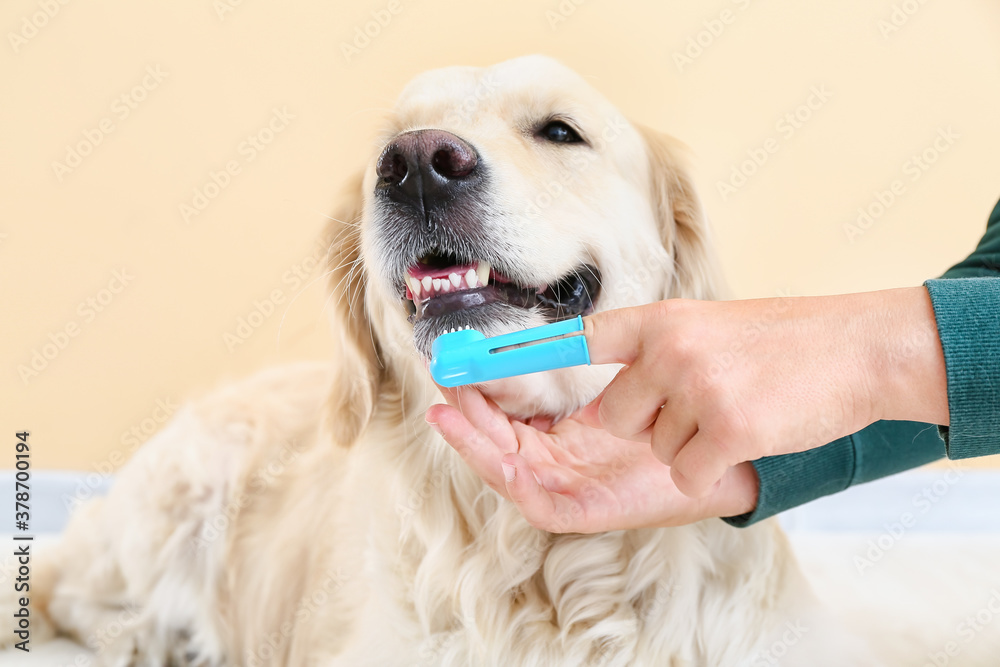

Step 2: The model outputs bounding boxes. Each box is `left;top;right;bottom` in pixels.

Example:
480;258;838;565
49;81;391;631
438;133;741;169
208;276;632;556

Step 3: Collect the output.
465;268;478;289
406;276;421;299
476;261;490;288
449;272;461;288
421;276;433;292
432;278;442;292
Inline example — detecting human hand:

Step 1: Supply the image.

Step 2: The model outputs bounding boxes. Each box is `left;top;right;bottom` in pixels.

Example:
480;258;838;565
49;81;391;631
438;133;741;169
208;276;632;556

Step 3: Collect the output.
425;385;759;534
581;287;949;499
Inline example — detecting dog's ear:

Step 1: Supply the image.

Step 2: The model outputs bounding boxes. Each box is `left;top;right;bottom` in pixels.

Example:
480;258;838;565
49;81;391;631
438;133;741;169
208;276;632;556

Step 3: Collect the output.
635;124;724;300
323;171;385;447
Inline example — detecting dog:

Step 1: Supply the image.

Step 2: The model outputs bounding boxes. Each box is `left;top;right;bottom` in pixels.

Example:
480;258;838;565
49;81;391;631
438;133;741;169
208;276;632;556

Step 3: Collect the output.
4;55;890;666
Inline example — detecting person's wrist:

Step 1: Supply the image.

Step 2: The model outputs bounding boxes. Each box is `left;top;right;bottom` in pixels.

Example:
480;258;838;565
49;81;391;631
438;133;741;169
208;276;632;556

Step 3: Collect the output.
867;287;949;426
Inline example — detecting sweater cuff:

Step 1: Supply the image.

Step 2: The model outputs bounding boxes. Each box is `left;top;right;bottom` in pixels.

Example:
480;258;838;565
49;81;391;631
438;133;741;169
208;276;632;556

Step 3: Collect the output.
722;436;856;527
924;278;1000;460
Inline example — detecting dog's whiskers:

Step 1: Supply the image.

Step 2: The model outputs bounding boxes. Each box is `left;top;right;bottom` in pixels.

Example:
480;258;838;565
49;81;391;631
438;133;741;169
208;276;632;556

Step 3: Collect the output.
580;250;605;291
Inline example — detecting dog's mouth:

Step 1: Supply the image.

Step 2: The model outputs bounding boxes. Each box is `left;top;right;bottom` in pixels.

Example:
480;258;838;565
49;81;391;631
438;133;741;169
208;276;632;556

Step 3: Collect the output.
402;250;601;333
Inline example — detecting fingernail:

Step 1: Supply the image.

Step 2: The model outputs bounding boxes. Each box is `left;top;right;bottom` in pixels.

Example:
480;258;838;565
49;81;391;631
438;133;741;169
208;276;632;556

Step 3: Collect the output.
501;462;516;482
425;418;443;436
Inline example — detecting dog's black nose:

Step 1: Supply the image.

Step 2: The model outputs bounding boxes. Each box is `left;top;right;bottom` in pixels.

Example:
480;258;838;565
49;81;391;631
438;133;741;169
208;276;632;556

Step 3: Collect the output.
375;130;480;219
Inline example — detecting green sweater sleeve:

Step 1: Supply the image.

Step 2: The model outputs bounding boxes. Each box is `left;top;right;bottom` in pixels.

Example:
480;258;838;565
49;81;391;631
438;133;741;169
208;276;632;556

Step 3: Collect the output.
725;198;1000;527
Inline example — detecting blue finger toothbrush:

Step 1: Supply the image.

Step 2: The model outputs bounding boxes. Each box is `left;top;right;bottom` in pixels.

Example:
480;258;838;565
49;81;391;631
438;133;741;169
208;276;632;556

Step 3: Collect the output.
429;316;591;387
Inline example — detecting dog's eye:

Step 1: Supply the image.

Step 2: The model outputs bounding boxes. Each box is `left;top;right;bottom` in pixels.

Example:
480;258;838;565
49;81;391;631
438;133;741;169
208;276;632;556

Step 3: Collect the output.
539;120;583;144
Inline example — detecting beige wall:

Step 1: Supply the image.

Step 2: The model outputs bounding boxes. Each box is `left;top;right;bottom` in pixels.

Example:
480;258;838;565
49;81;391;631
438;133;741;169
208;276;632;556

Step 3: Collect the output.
4;0;999;470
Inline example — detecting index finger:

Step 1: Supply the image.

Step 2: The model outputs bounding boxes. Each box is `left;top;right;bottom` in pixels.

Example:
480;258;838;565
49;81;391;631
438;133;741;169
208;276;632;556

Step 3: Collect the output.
437;385;518;454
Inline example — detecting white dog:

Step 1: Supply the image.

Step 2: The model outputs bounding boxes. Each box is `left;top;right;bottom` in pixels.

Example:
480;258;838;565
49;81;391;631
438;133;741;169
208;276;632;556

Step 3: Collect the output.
8;55;899;666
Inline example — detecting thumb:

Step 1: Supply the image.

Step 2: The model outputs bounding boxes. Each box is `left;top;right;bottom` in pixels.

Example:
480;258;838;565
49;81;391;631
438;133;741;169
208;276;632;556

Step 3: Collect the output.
669;431;733;499
573;387;607;429
583;304;652;366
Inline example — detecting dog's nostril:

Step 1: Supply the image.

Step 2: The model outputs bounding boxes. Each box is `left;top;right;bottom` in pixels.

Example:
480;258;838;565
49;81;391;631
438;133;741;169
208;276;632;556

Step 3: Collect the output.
377;150;408;184
431;145;476;180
